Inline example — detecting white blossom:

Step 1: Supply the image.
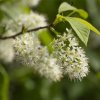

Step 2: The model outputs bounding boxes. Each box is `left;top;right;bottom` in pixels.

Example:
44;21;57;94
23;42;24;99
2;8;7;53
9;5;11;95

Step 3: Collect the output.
52;30;89;80
1;9;63;81
14;33;62;81
35;55;63;81
64;46;89;80
13;33;42;66
5;11;47;35
11;11;47;66
9;11;63;81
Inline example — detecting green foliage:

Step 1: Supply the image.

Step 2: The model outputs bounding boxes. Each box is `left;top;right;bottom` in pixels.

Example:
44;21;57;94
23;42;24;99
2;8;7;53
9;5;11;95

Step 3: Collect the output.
58;2;88;19
54;2;100;45
66;17;90;45
74;17;100;35
58;2;76;13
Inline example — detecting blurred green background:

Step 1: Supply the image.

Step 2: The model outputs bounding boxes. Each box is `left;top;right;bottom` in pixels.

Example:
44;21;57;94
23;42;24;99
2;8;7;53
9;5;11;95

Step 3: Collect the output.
0;0;100;100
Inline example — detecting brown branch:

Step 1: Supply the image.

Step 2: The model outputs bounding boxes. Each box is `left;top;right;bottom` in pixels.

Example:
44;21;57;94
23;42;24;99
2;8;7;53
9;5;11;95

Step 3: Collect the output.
0;24;52;40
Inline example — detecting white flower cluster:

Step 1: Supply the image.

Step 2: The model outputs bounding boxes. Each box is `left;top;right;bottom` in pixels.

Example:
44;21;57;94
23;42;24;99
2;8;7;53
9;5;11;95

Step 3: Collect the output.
4;12;47;36
0;11;46;62
21;0;40;6
52;30;89;80
13;33;62;81
35;56;63;81
14;33;40;66
10;11;62;81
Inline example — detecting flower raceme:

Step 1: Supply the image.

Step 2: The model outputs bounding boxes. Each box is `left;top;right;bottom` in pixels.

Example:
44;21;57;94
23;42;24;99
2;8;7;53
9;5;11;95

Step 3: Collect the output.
13;33;63;81
52;30;89;80
4;11;47;36
7;11;63;81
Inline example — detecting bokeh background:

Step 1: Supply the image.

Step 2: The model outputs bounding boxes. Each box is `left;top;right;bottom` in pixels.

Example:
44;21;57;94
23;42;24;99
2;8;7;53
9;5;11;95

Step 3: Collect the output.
0;0;100;100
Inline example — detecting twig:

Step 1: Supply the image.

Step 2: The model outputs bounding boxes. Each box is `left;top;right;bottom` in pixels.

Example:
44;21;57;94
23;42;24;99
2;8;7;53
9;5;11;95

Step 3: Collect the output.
0;24;52;40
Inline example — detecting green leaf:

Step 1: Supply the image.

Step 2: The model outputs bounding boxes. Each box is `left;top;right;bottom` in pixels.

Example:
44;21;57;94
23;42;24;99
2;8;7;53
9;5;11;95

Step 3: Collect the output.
58;2;88;19
65;17;90;45
58;2;76;13
73;18;100;35
54;15;100;45
76;9;88;19
39;30;53;52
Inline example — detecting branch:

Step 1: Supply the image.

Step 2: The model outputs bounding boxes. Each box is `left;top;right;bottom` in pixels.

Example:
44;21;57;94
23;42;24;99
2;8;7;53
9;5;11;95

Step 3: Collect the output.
0;24;52;40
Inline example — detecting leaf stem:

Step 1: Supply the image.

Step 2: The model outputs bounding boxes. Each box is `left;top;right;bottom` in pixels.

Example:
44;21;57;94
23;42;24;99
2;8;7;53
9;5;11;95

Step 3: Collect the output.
67;11;76;17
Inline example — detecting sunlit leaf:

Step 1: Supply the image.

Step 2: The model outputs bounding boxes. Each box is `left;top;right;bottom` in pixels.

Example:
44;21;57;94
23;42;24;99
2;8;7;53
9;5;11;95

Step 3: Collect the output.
76;9;88;19
58;2;76;13
74;18;100;35
58;2;88;19
65;17;90;45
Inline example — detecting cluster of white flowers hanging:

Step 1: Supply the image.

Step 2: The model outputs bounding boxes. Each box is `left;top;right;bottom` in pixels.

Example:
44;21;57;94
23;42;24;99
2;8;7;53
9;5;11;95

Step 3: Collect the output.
52;29;89;80
13;32;63;81
4;11;47;35
0;10;62;81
